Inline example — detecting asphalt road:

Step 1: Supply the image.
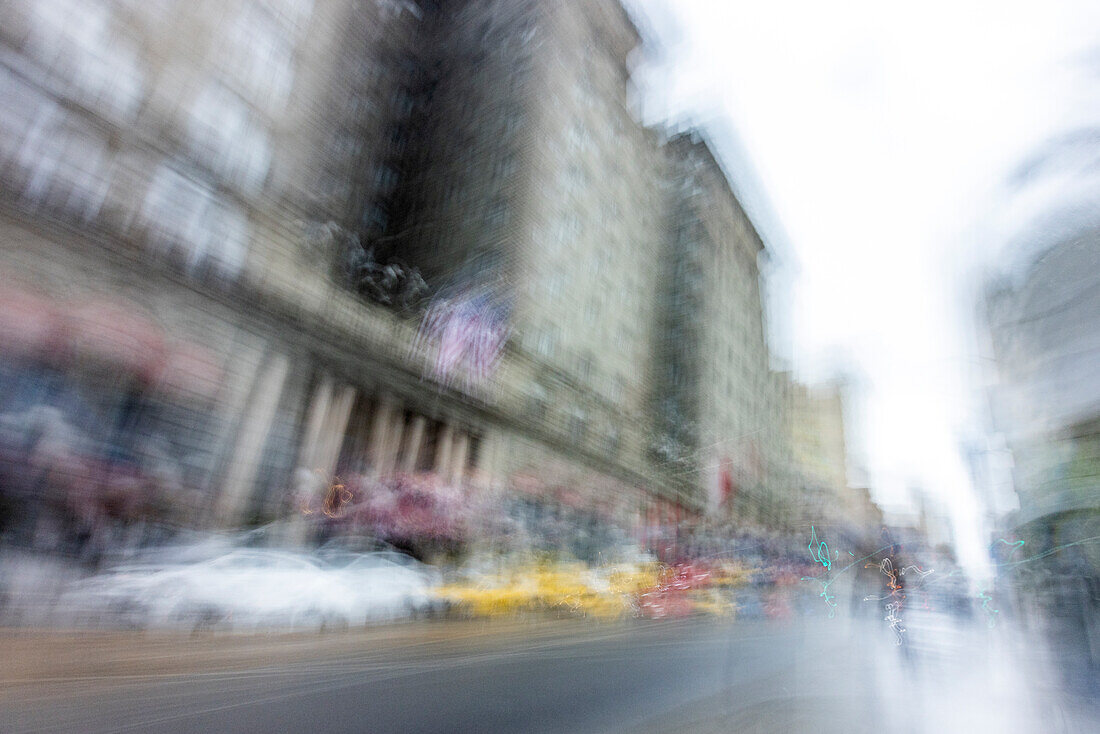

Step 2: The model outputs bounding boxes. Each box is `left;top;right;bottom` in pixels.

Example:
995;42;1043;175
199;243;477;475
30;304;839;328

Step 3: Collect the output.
2;614;1097;734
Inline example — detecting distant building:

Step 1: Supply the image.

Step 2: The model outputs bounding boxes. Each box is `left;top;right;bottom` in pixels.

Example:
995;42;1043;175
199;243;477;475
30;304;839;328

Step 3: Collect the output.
984;230;1100;568
785;378;882;538
788;381;849;504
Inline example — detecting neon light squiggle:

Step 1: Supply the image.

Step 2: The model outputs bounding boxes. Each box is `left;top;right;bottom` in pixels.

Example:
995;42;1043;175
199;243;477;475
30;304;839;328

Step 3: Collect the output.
808;526;838;570
862;558;933;645
803;526;843;616
802;541;899;617
978;589;999;628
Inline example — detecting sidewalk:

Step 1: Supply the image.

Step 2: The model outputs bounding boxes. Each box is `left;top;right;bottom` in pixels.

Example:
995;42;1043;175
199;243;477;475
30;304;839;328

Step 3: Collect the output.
0;616;650;700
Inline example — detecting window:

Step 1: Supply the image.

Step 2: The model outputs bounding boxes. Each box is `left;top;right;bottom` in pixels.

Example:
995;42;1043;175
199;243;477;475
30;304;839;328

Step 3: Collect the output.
609;375;625;403
604;200;622;223
567;408;588;444
485;197;508;228
185;82;271;195
594;248;612;275
584;300;599;325
606;424;622;455
140;161;249;278
566;164;588;191
517;20;537;45
329;133;362;159
373;165;398;193
502;107;524;137
25;0;146;121
536;326;557;357
362;203;388;233
546;273;565;298
669;363;683;388
391;87;414;116
556;213;581;243
526;383;549;421
442;180;460;205
567;123;591;152
576;353;594;381
389;124;409;154
1;80;113;224
494;153;517;180
612;328;627;352
223;4;295;112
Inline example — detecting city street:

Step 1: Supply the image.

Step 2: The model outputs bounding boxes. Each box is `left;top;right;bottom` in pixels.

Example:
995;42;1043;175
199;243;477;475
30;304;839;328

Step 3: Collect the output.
1;0;1097;732
3;614;1096;734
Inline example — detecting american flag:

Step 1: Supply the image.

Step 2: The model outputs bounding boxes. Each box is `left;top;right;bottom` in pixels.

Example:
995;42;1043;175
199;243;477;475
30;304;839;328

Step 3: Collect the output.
417;292;509;388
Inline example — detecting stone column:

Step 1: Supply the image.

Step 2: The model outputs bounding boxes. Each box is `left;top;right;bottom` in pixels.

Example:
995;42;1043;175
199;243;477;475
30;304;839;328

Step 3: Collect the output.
434;423;454;480
367;398;397;477
204;332;265;496
399;415;427;473
314;384;356;481
472;430;498;488
449;431;470;485
378;408;406;476
213;353;290;525
297;374;334;471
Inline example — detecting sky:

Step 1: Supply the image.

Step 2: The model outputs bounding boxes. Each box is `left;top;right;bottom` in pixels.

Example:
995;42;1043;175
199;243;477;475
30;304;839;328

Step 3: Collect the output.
627;0;1100;574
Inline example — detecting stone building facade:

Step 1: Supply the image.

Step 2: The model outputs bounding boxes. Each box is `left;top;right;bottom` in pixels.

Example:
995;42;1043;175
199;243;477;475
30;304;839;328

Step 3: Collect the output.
383;0;673;514
653;131;791;522
0;0;481;530
0;0;793;540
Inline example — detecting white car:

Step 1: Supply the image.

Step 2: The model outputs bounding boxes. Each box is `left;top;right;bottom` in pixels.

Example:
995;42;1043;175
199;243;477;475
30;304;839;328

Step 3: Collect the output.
56;546;441;631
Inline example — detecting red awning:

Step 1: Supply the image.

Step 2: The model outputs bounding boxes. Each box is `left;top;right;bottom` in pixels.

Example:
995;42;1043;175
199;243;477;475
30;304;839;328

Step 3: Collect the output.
556;486;584;508
0;286;67;360
66;300;167;381
2;289;223;400
512;473;543;495
157;341;224;399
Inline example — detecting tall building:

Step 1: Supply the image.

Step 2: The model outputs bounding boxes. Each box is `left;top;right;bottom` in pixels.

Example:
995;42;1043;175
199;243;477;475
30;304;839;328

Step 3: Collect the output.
788;381;849;501
984;231;1100;565
785;378;881;538
387;0;676;519
653;131;787;520
0;0;456;528
0;0;795;543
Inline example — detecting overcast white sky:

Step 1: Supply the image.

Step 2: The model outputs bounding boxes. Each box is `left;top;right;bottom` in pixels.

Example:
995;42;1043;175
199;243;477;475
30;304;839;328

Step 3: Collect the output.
628;0;1100;573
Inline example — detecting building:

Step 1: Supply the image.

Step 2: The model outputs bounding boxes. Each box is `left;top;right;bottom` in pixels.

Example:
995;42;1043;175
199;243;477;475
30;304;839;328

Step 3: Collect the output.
0;0;795;547
374;0;705;533
784;378;883;540
984;230;1100;570
0;0;473;532
652;131;789;523
788;381;848;499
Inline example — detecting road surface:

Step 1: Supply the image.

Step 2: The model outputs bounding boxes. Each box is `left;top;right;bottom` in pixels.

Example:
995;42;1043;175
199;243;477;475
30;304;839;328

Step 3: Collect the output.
2;613;1096;733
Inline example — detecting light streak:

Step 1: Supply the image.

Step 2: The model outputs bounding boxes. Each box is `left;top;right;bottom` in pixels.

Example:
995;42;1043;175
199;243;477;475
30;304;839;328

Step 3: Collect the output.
864;557;904;645
321;476;354;519
802;526;845;616
858;557;935;645
994;535;1100;571
799;530;1100;643
800;574;838;618
991;538;1025;559
807;526;838;570
801;542;898;607
978;589;999;629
